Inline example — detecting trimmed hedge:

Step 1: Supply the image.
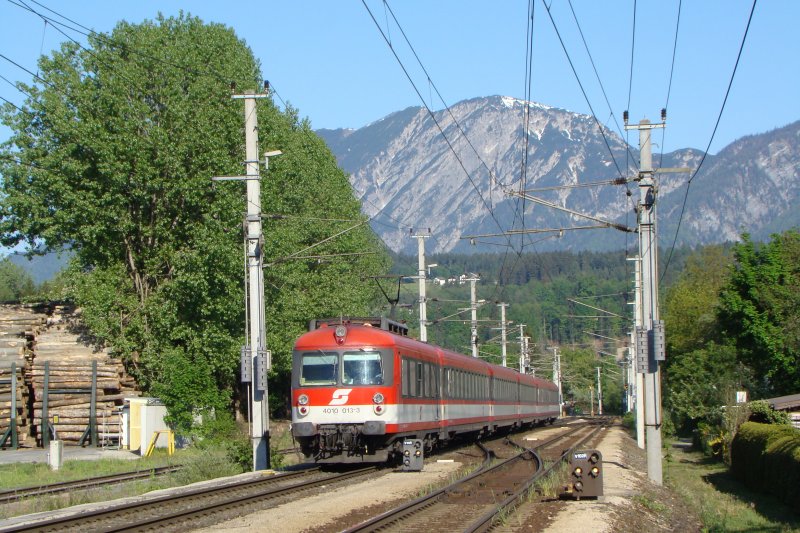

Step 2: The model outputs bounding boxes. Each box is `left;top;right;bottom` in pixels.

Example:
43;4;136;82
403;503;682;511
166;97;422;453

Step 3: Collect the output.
730;421;800;509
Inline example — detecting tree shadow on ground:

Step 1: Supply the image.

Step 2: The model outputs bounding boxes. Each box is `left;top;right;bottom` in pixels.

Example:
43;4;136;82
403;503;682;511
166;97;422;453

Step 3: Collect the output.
702;470;800;530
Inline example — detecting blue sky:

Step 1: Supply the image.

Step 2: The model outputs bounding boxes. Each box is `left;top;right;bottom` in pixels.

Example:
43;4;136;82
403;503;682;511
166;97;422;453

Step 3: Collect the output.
1;1;798;155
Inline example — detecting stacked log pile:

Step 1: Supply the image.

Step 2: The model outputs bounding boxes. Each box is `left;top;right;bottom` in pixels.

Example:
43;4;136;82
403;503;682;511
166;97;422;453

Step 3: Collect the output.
0;305;43;368
0;303;140;447
30;360;137;444
0;365;26;443
34;305;110;362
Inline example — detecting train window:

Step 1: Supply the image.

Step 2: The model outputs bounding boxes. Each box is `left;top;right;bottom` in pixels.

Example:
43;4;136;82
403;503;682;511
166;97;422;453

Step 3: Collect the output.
424;363;431;398
300;352;338;385
343;351;383;386
416;362;423;397
400;357;408;396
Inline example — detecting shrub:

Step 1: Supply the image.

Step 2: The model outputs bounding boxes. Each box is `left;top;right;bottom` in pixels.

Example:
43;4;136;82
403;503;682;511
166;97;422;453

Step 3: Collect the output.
177;447;242;485
692;403;750;463
747;400;791;425
730;421;800;509
621;411;636;431
188;413;252;471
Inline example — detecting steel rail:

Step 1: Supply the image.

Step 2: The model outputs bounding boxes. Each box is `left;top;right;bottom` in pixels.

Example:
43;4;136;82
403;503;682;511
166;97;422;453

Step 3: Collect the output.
343;421;598;533
1;466;379;532
465;421;609;532
343;439;528;532
0;465;183;504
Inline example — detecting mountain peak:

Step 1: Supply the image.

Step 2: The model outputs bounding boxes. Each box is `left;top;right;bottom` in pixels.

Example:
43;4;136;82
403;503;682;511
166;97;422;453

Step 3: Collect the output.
318;97;800;255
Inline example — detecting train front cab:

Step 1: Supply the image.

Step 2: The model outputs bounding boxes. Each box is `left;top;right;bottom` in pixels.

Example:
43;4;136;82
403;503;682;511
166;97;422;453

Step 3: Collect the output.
291;325;397;463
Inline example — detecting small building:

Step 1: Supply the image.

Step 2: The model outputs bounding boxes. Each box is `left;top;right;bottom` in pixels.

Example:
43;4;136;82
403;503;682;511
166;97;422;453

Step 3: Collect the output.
122;397;170;454
767;393;800;429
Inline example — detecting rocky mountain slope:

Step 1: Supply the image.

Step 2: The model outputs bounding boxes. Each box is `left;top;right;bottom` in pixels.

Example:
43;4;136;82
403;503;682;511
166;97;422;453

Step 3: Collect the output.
318;95;799;255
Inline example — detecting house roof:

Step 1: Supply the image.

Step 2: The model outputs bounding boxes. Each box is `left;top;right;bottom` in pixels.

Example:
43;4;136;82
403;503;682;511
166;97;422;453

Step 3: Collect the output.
767;393;800;411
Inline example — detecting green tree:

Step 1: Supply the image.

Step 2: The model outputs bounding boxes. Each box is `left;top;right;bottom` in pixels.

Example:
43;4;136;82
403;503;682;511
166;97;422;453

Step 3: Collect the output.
0;14;388;430
661;245;749;433
559;347;623;415
718;231;800;396
0;257;34;301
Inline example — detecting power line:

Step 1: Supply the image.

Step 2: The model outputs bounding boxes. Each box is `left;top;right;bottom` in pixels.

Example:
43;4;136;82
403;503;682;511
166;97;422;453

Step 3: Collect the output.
540;0;627;182
382;1;505;190
626;0;637;115
566;0;637;166
658;0;682;171
661;0;757;280
360;0;516;253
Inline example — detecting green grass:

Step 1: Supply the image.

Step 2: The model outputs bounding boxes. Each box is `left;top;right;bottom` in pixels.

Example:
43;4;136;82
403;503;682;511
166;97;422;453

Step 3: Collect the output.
0;447;244;519
531;461;568;500
665;442;800;532
0;451;182;491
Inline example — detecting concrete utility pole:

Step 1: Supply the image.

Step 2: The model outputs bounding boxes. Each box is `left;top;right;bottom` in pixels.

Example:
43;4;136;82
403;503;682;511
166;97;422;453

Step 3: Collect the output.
467;275;480;357
626;113;666;485
214;86;274;471
498;302;509;367
412;230;431;342
597;366;603;415
550;346;563;415
518;324;527;374
628;255;646;450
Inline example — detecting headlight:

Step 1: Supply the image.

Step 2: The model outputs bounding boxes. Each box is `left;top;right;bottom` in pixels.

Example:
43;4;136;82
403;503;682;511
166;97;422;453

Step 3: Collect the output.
298;394;309;405
373;392;384;404
298;406;308;416
573;467;582;476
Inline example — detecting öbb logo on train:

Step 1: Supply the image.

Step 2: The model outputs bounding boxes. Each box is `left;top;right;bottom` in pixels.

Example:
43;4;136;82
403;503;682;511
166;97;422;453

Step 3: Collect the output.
329;388;353;406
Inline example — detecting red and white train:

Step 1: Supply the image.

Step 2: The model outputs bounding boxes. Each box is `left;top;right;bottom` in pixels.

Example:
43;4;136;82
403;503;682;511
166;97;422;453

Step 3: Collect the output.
291;317;560;464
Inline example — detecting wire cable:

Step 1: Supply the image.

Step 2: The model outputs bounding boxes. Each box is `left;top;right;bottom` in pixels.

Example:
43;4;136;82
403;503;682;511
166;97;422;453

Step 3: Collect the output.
661;0;757;280
361;0;515;252
540;1;626;182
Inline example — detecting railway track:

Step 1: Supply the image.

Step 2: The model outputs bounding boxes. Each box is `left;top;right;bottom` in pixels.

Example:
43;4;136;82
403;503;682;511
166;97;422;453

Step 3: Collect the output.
0;466;379;532
343;420;607;532
0;465;183;505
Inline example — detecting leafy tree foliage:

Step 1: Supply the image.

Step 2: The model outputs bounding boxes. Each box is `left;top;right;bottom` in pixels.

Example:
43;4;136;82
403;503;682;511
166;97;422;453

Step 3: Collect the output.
559;347;623;415
718;231;800;396
0;257;34;302
661;245;750;433
0;14;388;430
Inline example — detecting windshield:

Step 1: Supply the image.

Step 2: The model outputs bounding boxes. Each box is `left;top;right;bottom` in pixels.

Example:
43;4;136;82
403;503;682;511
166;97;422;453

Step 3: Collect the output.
343;351;383;385
300;352;338;385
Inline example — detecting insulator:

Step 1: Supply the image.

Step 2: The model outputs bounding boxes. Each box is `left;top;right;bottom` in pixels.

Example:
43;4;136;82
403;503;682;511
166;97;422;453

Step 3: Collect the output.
661;108;667;122
623;110;629;125
230;81;236;93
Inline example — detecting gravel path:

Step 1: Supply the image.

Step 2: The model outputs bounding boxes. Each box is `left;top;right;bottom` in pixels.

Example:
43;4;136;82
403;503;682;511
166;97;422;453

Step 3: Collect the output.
544;425;645;532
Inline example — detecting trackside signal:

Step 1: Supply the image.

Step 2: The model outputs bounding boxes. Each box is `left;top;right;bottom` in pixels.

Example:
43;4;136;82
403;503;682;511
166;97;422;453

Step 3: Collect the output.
564;449;603;499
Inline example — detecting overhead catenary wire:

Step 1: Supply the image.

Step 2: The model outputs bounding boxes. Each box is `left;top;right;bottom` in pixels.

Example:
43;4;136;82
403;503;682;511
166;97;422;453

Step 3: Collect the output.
661;0;757;281
658;0;682;171
540;0;627;182
360;0;522;262
565;0;638;167
381;0;506;191
365;2;549;293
